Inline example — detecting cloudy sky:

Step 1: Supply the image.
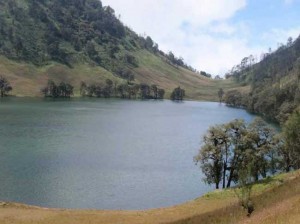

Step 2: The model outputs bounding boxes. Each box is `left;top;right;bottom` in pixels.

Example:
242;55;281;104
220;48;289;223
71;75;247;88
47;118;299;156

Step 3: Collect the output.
101;0;300;76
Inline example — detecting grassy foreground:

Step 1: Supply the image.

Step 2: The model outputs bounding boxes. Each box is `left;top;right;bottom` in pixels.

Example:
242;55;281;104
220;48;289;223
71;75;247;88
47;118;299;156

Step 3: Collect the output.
0;170;299;224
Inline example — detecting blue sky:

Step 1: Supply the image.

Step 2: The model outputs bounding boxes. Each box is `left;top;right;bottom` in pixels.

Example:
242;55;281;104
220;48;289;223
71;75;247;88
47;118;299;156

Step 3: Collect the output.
102;0;300;76
233;0;300;47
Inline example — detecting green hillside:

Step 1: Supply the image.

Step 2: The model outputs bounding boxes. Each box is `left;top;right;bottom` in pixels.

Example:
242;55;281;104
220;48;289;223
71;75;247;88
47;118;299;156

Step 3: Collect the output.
225;36;300;123
0;0;243;100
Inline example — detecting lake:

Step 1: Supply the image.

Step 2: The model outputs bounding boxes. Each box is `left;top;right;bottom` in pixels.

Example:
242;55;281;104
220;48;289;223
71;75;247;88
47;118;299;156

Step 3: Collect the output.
0;98;257;210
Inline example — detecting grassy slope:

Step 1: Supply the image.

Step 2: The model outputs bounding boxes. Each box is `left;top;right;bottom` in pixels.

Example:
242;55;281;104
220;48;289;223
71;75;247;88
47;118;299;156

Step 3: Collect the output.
134;50;247;100
0;56;124;97
0;51;244;100
0;170;299;224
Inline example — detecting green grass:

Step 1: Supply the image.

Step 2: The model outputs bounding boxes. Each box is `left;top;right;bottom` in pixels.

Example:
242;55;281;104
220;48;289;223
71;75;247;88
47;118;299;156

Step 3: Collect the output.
202;172;288;202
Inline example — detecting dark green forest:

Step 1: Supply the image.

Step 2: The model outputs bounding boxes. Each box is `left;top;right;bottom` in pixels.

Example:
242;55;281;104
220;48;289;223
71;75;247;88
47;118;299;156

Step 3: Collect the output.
40;79;173;100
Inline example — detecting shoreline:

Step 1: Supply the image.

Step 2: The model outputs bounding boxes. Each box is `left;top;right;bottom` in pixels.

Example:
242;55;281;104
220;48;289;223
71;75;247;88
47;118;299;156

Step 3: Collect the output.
0;171;299;224
0;193;235;224
0;95;220;103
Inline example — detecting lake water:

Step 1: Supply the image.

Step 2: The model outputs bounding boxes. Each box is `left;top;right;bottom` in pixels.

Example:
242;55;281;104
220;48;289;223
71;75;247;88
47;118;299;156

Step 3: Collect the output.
0;98;257;210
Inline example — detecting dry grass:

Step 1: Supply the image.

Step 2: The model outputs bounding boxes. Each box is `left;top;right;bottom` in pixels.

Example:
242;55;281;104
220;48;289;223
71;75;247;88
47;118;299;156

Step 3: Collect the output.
134;50;242;100
0;56;123;97
0;171;299;224
171;171;300;224
238;173;300;224
0;53;244;100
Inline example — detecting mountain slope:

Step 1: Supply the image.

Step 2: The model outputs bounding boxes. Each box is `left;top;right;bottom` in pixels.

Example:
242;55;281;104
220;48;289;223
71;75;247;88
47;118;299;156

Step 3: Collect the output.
0;0;242;99
226;36;300;123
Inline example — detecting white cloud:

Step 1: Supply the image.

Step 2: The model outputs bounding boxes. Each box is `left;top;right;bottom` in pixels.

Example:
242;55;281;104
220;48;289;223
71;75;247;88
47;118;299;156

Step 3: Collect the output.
101;0;249;75
102;0;247;30
207;22;237;36
101;0;299;76
164;32;262;75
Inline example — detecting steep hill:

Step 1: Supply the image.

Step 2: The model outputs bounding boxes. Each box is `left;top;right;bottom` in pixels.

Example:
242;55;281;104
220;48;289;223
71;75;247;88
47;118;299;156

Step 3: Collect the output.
226;36;300;123
0;0;242;99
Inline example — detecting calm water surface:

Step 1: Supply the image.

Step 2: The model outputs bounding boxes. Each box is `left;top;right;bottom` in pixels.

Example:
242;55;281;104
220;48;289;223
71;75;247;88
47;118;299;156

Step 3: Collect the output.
0;98;257;210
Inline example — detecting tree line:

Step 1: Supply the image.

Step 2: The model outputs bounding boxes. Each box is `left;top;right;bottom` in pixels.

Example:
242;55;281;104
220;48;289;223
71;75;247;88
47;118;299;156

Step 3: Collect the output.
41;79;186;101
0;76;186;101
195;111;300;190
80;80;166;100
41;80;74;98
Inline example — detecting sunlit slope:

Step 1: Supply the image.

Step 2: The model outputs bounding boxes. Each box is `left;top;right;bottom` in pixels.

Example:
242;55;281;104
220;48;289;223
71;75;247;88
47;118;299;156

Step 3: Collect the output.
0;52;244;100
133;50;246;100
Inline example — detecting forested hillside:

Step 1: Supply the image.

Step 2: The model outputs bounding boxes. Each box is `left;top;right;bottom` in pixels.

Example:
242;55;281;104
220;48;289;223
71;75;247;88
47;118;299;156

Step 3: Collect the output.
2;1;128;65
0;0;175;74
0;0;237;99
225;36;300;123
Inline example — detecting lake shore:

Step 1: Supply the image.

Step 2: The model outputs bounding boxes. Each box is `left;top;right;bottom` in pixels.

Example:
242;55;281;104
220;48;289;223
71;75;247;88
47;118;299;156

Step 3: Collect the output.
0;170;299;224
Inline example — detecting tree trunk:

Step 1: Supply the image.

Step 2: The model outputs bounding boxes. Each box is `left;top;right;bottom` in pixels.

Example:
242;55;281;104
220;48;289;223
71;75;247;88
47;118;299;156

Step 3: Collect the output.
226;168;234;188
285;165;290;172
285;156;291;172
223;162;226;189
227;154;240;188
